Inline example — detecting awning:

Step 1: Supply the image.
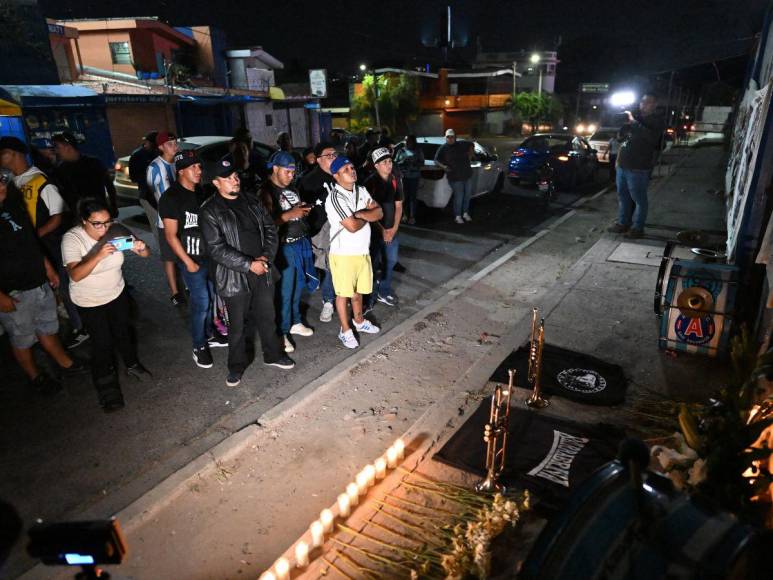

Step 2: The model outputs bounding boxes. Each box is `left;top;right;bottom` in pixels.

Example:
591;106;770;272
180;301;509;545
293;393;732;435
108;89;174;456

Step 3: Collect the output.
0;85;104;108
269;86;286;100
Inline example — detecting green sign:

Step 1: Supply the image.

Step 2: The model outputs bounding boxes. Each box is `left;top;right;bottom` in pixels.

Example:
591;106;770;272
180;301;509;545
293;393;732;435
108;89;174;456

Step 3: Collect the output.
581;83;609;93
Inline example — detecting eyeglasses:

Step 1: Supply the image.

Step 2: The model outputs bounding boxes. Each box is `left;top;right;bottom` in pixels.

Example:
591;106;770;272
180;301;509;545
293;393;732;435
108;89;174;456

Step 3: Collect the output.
87;219;114;229
318;152;338;159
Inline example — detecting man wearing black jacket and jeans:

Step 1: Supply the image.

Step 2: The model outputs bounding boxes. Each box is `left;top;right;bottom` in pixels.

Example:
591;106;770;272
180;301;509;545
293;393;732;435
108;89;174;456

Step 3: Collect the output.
200;155;294;387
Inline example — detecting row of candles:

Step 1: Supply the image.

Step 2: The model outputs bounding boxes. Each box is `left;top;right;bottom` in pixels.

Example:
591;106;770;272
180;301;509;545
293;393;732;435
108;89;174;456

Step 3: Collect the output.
259;438;406;580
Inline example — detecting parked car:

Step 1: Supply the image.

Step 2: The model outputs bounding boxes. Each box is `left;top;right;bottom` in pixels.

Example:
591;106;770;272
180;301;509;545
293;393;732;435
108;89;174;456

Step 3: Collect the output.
393;137;504;209
508;133;598;189
114;136;276;203
588;127;621;164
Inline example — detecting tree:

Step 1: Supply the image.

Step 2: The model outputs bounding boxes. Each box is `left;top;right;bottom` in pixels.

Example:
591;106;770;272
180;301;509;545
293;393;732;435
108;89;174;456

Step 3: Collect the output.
351;73;419;134
512;92;564;134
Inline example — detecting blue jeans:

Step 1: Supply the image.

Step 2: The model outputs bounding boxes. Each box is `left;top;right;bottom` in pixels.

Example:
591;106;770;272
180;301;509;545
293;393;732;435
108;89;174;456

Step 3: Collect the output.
616;167;650;230
320;266;335;304
279;244;304;334
450;178;472;217
178;263;213;349
371;234;400;298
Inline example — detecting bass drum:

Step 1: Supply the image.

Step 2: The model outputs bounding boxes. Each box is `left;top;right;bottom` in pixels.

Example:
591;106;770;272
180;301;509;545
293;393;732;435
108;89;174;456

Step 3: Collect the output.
654;242;724;316
520;461;768;580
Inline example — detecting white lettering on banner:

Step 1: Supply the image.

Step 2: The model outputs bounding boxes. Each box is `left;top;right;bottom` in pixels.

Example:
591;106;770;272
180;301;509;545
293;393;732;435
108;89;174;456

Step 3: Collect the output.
527;430;589;487
184;211;198;229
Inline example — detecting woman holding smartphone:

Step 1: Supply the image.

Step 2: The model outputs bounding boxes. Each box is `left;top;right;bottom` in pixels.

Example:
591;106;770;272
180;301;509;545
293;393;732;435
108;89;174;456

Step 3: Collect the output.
61;197;151;411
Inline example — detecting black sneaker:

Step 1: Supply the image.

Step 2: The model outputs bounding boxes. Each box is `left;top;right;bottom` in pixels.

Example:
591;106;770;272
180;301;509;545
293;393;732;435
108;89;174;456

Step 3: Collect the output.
65;329;90;350
193;347;213;368
170;293;186;307
607;223;630;233
126;362;152;381
31;374;63;396
625;228;644;239
207;334;229;348
61;358;89;376
377;294;396;307
264;354;295;370
393;262;407;273
226;371;242;387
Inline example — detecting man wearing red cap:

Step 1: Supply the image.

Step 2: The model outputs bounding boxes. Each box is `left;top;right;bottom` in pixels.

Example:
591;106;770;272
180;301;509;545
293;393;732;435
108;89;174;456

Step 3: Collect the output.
146;131;184;306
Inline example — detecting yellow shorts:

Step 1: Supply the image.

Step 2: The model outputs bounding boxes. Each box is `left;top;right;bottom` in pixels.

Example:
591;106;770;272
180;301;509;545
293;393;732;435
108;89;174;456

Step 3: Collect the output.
329;254;373;298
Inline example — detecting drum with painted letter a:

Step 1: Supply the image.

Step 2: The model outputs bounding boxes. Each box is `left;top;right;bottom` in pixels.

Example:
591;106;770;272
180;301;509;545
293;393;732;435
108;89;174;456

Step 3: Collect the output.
520;461;766;580
655;242;737;357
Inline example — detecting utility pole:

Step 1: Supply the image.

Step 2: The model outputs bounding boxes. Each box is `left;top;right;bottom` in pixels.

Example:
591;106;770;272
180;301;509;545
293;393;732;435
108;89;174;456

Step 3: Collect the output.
512;60;517;95
374;72;381;128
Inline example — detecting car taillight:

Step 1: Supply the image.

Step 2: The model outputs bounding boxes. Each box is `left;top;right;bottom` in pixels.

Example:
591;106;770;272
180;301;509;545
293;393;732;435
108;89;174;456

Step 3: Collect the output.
513;150;525;157
114;162;122;171
557;155;570;162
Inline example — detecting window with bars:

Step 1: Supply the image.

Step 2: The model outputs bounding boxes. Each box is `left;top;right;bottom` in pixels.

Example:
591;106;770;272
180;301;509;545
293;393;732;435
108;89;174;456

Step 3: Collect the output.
109;42;131;65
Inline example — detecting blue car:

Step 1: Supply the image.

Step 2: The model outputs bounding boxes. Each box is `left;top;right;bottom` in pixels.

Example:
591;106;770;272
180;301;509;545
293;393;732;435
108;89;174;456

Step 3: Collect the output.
509;133;598;190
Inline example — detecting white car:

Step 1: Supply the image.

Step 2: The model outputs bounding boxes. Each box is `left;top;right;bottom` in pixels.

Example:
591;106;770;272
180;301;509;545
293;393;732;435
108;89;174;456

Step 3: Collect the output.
114;136;276;203
588;127;621;164
394;137;505;209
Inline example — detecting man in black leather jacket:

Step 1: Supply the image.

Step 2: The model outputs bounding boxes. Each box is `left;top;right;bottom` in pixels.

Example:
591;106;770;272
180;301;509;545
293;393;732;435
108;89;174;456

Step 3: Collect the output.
200;155;295;387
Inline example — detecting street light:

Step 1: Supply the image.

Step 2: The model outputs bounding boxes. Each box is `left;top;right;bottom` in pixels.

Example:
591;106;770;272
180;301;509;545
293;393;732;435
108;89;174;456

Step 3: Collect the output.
530;53;542;96
359;64;367;72
609;90;636;108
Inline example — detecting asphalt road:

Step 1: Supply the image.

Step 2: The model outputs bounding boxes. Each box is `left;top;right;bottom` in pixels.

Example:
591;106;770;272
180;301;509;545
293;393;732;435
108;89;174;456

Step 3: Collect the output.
0;161;611;577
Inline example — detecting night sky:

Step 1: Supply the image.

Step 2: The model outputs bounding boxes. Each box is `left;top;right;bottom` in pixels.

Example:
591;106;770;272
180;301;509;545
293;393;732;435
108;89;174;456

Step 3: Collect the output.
41;0;770;90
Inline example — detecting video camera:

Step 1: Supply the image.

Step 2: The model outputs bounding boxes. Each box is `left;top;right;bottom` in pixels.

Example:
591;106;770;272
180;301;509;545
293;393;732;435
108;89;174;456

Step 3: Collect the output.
27;519;127;579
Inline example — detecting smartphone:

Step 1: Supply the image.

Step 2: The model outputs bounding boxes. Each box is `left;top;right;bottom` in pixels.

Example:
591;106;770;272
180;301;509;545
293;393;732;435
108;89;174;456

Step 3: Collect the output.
109;236;134;251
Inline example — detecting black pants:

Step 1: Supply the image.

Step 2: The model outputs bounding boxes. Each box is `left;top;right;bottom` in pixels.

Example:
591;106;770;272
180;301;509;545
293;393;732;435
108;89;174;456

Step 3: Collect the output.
223;274;283;374
77;288;138;380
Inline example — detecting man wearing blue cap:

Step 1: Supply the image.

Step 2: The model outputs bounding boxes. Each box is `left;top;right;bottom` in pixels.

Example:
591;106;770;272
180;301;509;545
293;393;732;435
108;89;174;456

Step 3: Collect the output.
259;151;318;353
325;156;382;349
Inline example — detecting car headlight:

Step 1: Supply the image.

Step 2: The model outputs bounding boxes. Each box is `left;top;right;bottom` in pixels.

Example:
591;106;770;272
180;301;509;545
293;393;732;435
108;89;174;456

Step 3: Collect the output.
575;124;585;134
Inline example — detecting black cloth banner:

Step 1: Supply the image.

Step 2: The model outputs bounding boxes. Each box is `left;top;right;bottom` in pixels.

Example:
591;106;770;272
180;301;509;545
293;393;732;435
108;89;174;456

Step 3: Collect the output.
490;344;628;406
434;403;624;511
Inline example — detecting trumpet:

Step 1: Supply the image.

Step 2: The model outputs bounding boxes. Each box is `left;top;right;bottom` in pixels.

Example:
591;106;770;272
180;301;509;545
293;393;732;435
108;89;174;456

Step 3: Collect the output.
475;369;514;493
526;307;550;409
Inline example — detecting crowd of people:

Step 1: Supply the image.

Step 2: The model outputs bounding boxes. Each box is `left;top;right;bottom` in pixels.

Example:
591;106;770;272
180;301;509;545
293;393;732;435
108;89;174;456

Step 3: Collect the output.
0;126;444;411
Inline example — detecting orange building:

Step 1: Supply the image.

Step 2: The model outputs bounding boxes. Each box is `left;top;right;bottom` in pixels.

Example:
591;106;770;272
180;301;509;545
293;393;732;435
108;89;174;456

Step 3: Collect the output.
55;18;196;77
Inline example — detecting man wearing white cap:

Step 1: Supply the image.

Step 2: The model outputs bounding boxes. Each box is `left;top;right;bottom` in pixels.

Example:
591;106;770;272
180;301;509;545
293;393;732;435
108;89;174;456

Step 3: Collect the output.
434;128;474;224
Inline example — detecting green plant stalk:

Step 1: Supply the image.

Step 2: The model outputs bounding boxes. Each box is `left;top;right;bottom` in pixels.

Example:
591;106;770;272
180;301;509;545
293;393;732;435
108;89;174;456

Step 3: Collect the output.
333;550;383;580
373;498;449;521
330;537;414;572
322;556;358;580
383;493;458;516
337;523;442;564
375;507;450;546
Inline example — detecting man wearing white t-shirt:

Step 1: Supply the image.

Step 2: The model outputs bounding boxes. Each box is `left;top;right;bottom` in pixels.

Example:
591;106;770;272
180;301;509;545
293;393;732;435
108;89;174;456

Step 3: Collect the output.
324;156;382;349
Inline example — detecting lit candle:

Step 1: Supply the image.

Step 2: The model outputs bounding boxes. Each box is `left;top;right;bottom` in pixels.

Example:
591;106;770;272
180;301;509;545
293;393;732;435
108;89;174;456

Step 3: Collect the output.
394;438;405;460
386;446;398;468
275;558;290;580
295;541;310;568
356;470;369;494
346;482;359;506
337;493;351;517
375;457;387;479
320;508;334;533
310;520;324;547
259;572;276;580
363;464;376;486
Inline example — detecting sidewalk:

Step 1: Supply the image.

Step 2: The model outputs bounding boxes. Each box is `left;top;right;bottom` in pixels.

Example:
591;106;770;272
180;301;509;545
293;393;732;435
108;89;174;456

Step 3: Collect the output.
20;145;730;579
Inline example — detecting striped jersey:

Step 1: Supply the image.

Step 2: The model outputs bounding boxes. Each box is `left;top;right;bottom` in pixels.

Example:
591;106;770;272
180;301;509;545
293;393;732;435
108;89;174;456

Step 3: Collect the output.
325;183;373;255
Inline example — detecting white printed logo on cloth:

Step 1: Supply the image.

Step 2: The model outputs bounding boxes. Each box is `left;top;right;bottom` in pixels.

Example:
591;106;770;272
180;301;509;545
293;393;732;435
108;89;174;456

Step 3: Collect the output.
557;368;607;394
527;430;589;487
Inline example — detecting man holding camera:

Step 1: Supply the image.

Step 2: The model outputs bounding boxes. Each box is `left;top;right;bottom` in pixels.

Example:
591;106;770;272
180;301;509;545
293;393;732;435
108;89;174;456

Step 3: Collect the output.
200;155;294;388
608;93;665;238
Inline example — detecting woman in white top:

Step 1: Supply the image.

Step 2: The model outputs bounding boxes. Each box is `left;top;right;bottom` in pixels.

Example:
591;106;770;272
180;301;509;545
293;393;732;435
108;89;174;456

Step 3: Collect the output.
62;198;150;412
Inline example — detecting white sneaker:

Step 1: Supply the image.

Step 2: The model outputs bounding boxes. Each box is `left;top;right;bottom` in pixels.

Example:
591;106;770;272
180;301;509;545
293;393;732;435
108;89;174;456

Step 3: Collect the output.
284;335;295;353
354;318;380;334
463;212;472;222
454;216;465;224
320;301;334;322
290;323;314;337
338;328;359;349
